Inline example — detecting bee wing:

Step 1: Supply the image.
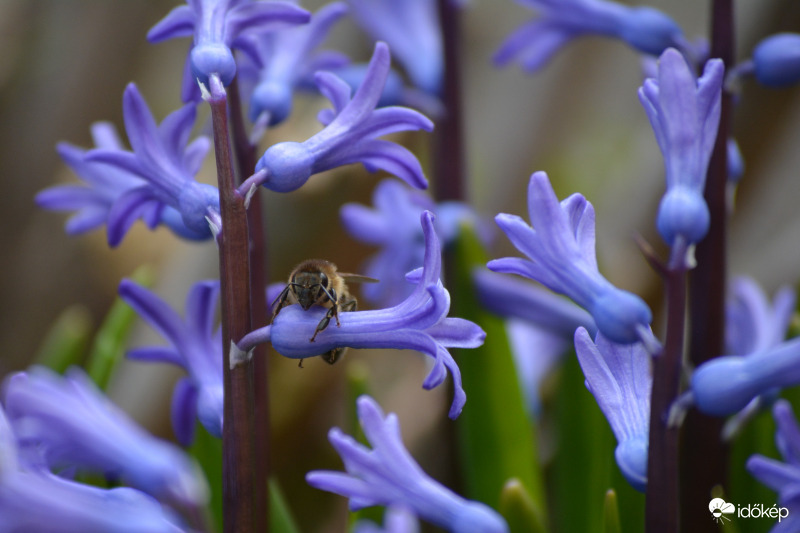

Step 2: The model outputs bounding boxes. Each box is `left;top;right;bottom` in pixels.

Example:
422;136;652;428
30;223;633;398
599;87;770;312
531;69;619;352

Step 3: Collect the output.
339;273;379;283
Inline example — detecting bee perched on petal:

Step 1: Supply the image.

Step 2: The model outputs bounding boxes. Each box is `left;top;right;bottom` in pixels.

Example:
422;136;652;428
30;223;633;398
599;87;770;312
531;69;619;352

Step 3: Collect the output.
272;259;377;365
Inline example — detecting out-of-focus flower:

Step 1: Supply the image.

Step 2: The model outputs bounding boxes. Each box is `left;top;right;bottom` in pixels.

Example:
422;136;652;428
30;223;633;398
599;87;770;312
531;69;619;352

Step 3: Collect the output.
488;171;653;346
243;2;349;127
307;395;508;533
746;400;800;532
495;0;684;73
239;212;482;419
751;33;800;88
574;328;651;492
148;0;309;101
353;506;420;533
251;43;433;193
726;277;795;357
36;123;207;242
638;48;724;248
346;0;443;95
118;279;223;445
2;366;208;510
82;84;220;246
340;179;480;307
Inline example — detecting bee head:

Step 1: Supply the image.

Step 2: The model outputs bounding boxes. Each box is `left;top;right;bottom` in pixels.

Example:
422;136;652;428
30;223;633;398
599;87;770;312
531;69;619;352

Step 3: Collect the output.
291;271;329;309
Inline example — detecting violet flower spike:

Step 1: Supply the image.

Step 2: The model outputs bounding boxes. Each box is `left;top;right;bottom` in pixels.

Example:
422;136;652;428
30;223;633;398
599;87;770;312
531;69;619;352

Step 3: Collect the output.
118;279;224;445
148;0;309;101
346;0;443;95
84;83;220;247
240;211;481;419
252;42;433;193
638;48;724;251
574;327;652;492
307;396;508;533
495;0;684;73
746;400;800;531
488;171;654;346
243;1;349;127
2;366;208;510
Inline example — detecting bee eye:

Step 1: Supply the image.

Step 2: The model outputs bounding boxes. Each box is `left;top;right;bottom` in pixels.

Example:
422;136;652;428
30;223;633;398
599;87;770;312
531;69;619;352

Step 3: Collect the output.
319;272;328;287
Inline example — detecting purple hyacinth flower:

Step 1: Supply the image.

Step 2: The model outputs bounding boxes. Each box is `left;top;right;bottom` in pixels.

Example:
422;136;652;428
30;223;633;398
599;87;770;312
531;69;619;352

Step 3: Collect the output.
574;327;652;492
495;0;684;73
239;211;482;419
354;506;420;533
691;279;797;418
488;171;654;346
242;2;349;126
0;406;189;533
752;33;800;88
638;49;724;249
346;0;443;95
2;366;208;509
253;42;433;193
340;179;478;307
746;400;800;531
307;396;509;533
148;0;309;101
83;84;220;247
118;279;223;445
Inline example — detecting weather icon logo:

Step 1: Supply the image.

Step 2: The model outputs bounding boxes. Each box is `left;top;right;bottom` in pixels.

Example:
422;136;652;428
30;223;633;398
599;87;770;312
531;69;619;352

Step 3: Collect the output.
709;498;736;523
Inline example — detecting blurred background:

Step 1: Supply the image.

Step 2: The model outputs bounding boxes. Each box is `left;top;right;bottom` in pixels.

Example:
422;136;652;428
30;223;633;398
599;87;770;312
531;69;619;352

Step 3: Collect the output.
2;0;800;531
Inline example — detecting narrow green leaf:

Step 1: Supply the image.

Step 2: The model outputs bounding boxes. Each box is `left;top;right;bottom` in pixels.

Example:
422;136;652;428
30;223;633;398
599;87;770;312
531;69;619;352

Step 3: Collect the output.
451;224;546;520
34;305;92;373
270;478;301;533
189;425;223;533
603;490;621;533
499;478;546;533
86;266;154;389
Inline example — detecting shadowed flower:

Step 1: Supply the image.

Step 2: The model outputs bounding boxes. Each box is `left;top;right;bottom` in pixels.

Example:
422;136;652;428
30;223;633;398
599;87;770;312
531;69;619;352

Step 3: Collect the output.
638;48;724;249
307;395;508;533
36;123;207;242
148;0;309;100
574;327;651;491
0;405;188;533
118;279;223;445
488;171;653;346
340;179;479;307
751;33;800;88
346;0;443;95
251;43;433;193
746;400;800;532
2;366;208;510
83;84;219;247
495;0;684;73
239;211;482;419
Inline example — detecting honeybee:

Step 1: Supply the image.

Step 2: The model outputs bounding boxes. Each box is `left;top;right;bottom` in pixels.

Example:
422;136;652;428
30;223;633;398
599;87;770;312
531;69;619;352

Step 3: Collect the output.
272;259;378;365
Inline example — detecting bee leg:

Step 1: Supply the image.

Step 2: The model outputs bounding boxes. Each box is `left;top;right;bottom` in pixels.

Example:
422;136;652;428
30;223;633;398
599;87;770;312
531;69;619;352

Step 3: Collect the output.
310;304;338;342
321;347;347;365
270;284;293;321
298;359;304;369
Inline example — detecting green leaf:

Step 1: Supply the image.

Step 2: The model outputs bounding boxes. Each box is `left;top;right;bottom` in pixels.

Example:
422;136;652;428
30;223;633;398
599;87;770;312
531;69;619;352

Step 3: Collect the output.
270;478;301;533
603;490;621;533
499;478;546;533
86;266;154;389
189;424;223;533
451;224;546;521
34;305;92;373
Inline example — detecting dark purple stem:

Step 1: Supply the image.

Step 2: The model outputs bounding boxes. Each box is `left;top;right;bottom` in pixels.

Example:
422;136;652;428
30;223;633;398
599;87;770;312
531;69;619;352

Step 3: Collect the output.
227;77;271;533
208;77;256;533
681;1;734;528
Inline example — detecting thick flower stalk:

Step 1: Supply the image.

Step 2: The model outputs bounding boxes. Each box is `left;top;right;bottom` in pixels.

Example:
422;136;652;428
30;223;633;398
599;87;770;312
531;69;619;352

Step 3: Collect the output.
148;0;309;101
340;179;479;306
243;1;349;127
574;328;652;491
495;0;684;73
488;171;653;346
346;0;443;95
2;366;208;510
0;405;188;533
80;84;220;246
249;42;434;193
306;395;508;533
746;400;800;532
638;48;724;251
689;279;797;417
118;279;223;445
239;211;482;419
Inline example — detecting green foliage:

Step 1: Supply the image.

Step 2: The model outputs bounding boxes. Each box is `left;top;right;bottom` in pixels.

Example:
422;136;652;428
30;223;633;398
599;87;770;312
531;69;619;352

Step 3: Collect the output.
499;478;547;533
34;305;92;373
